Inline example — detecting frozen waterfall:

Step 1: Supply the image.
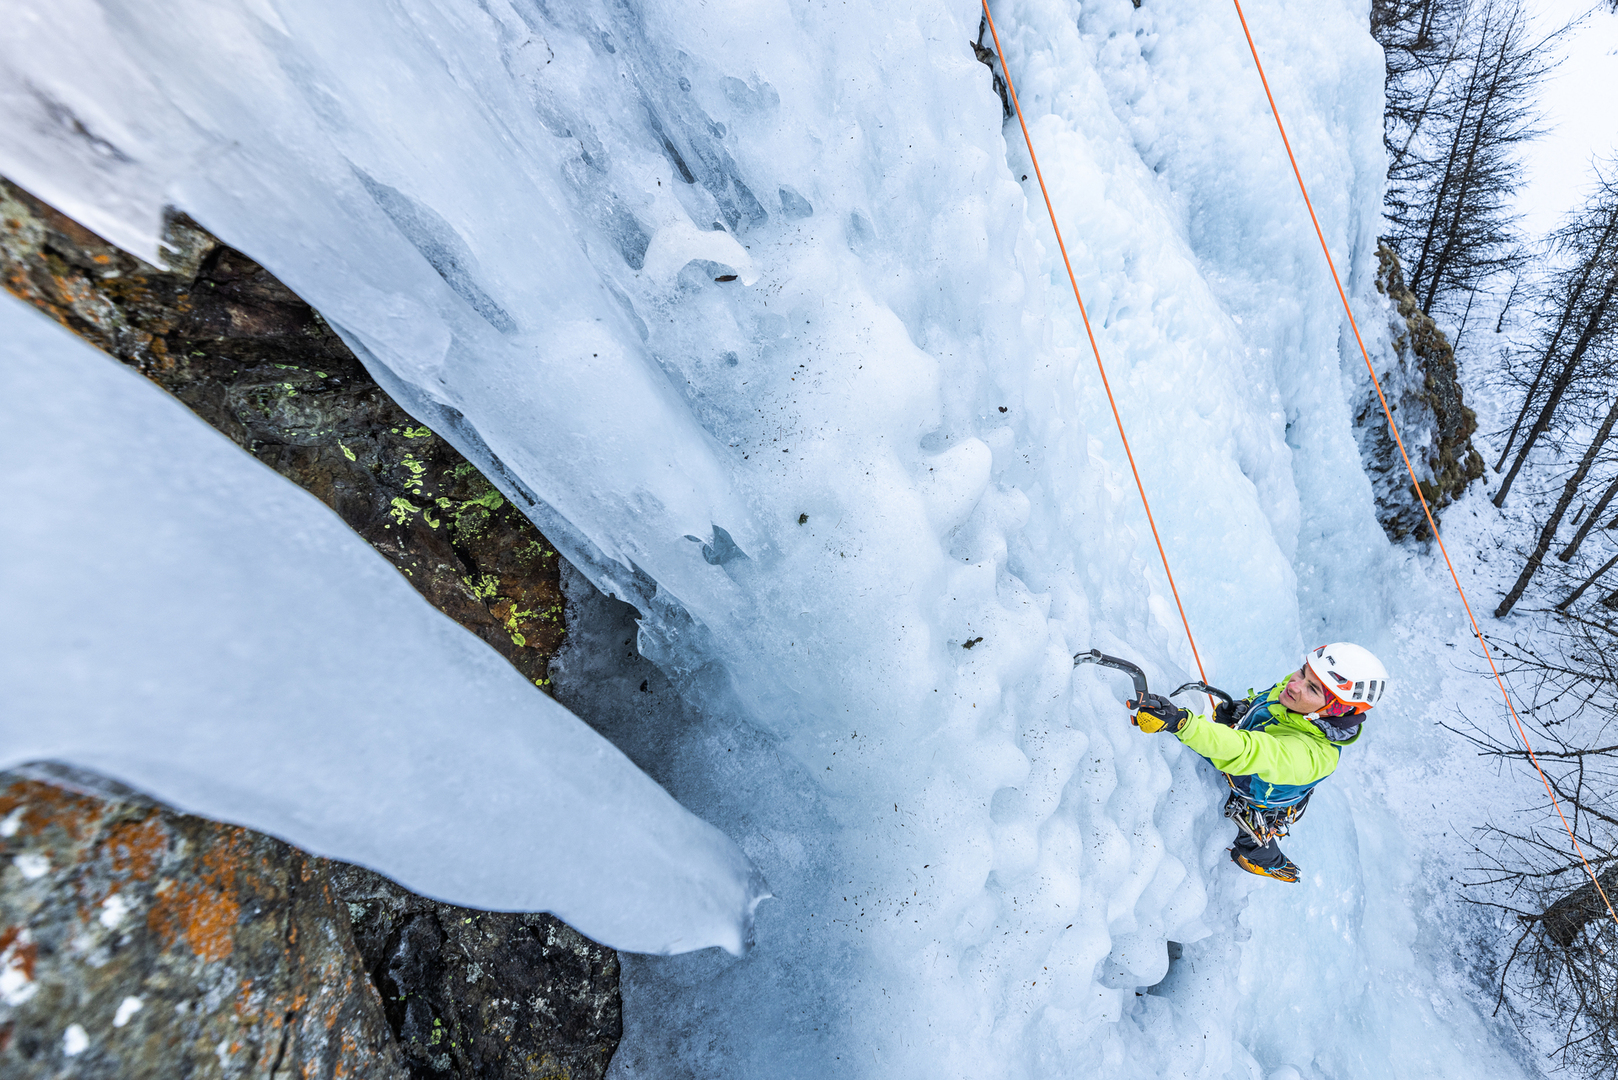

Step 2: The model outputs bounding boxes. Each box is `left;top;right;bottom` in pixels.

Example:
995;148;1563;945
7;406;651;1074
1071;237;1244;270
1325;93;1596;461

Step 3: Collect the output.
0;0;1546;1076
0;294;766;956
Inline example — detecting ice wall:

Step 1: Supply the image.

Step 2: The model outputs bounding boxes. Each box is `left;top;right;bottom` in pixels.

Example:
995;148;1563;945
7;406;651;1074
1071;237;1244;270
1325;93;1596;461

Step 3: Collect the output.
0;295;764;956
0;0;1543;1076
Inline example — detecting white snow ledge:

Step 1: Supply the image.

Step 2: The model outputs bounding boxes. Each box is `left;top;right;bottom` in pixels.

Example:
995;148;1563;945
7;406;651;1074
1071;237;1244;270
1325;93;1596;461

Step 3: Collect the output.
0;294;768;956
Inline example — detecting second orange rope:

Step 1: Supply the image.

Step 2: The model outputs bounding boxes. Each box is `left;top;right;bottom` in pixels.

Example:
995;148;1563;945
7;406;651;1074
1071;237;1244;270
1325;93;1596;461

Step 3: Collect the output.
1229;0;1618;926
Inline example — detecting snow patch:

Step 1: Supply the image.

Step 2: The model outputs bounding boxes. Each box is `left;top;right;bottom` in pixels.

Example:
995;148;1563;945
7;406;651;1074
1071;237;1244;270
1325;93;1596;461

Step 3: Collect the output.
0;927;38;1006
12;852;49;881
114;996;144;1027
99;893;132;930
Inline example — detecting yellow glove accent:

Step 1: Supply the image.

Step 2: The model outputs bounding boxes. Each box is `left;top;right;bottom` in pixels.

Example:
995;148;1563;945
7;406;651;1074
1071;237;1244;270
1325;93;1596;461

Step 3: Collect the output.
1130;693;1190;734
1136;709;1173;733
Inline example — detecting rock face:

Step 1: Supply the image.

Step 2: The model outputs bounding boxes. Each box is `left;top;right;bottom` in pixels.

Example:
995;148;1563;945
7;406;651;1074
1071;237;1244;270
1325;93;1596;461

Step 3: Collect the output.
0;769;621;1080
0;177;563;687
0;769;406;1080
329;864;620;1079
1;177;624;1079
1355;243;1485;541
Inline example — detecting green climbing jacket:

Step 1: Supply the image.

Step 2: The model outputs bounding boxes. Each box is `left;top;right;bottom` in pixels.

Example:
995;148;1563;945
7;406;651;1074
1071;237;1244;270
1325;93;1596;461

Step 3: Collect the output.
1174;680;1363;807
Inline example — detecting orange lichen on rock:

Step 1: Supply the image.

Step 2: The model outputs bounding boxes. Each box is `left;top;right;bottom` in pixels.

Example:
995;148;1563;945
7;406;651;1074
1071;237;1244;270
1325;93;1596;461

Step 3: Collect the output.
104;813;169;882
0;926;38;983
1;779;102;843
234;978;263;1024
179;883;242;962
146;828;256;962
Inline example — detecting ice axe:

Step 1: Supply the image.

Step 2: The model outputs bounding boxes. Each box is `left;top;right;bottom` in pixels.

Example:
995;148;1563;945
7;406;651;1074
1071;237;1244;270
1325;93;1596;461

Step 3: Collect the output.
1072;649;1150;719
1074;650;1233;720
1170;680;1234;712
1073;649;1147;699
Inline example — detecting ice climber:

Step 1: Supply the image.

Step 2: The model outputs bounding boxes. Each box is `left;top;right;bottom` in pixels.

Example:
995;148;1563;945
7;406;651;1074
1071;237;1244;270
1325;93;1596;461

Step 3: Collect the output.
1130;643;1389;883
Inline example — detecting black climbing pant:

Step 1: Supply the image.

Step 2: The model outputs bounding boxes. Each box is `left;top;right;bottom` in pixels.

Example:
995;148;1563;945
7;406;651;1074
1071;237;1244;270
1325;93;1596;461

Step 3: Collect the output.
1233;828;1290;868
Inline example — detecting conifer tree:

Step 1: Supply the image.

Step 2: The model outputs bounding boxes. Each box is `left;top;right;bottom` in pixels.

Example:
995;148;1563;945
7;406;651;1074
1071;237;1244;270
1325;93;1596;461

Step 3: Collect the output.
1493;170;1618;624
1494;172;1618;512
1374;0;1558;325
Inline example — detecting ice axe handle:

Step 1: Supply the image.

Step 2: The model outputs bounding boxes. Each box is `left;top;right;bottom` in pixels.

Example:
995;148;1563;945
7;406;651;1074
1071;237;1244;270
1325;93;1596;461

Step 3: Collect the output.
1073;649;1149;705
1171;681;1235;710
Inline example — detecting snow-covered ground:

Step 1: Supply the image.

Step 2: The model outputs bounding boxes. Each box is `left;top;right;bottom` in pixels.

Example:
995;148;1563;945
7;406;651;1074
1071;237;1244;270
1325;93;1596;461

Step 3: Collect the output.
0;0;1599;1075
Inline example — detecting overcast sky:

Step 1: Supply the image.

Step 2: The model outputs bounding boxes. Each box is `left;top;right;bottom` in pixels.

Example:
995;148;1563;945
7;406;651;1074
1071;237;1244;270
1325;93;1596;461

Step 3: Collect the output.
1516;0;1618;238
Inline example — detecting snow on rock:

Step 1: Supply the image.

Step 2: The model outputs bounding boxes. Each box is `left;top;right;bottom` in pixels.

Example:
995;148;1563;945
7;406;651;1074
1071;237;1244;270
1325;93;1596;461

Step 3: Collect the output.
1353;243;1485;542
0;0;1543;1076
113;997;143;1028
0;295;765;956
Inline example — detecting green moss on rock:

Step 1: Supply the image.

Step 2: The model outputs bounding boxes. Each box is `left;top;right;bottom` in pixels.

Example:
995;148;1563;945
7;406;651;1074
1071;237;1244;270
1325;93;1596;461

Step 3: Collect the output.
1359;243;1486;541
0;176;565;685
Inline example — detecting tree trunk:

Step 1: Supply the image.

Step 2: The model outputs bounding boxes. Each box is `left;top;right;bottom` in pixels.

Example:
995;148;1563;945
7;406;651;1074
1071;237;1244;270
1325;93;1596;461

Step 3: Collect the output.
1419;31;1507;316
1494;219;1618;473
1494;269;1521;334
1560;474;1618;562
1388;18;1469;175
1408;41;1483;304
1538;858;1618;947
1498;393;1618;617
1496;266;1618;506
1556;549;1618;611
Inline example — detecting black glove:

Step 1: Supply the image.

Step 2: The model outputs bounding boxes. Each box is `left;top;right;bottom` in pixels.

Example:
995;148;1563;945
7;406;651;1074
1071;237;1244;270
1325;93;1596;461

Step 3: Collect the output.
1214;696;1252;729
1131;693;1189;734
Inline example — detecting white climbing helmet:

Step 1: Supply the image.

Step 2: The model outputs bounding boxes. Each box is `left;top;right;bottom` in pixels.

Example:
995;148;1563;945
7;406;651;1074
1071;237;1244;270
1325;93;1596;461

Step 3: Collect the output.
1305;642;1388;715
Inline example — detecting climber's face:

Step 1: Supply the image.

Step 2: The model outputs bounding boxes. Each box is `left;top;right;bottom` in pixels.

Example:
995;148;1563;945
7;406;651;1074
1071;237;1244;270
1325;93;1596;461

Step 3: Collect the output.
1280;666;1329;714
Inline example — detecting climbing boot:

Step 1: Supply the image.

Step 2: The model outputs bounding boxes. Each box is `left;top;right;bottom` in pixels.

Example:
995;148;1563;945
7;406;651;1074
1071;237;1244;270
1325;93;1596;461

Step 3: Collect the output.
1230;848;1300;883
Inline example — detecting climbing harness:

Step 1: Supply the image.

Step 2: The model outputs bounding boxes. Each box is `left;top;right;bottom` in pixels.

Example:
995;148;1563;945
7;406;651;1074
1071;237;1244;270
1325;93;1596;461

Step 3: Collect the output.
1229;0;1618;930
1223;787;1308;849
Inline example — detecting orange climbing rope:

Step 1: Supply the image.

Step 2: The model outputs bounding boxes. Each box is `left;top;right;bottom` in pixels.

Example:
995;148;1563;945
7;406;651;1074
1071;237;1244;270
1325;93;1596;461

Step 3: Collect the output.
1229;0;1618;924
979;0;1208;684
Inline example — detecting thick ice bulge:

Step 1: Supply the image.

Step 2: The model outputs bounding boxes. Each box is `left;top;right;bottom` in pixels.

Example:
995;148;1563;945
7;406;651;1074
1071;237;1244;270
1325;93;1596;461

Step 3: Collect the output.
0;295;767;956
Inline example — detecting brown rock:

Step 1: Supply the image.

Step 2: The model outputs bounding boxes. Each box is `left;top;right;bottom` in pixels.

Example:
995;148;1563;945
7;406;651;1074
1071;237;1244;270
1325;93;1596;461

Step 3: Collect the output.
0;176;564;688
1358;242;1486;541
0;177;625;1078
327;863;621;1080
0;768;623;1080
0;769;406;1080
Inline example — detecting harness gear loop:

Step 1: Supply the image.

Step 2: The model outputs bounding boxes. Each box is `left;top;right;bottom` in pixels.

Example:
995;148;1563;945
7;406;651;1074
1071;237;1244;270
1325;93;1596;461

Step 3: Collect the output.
980;0;1207;685
1231;0;1618;930
1224;787;1306;847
